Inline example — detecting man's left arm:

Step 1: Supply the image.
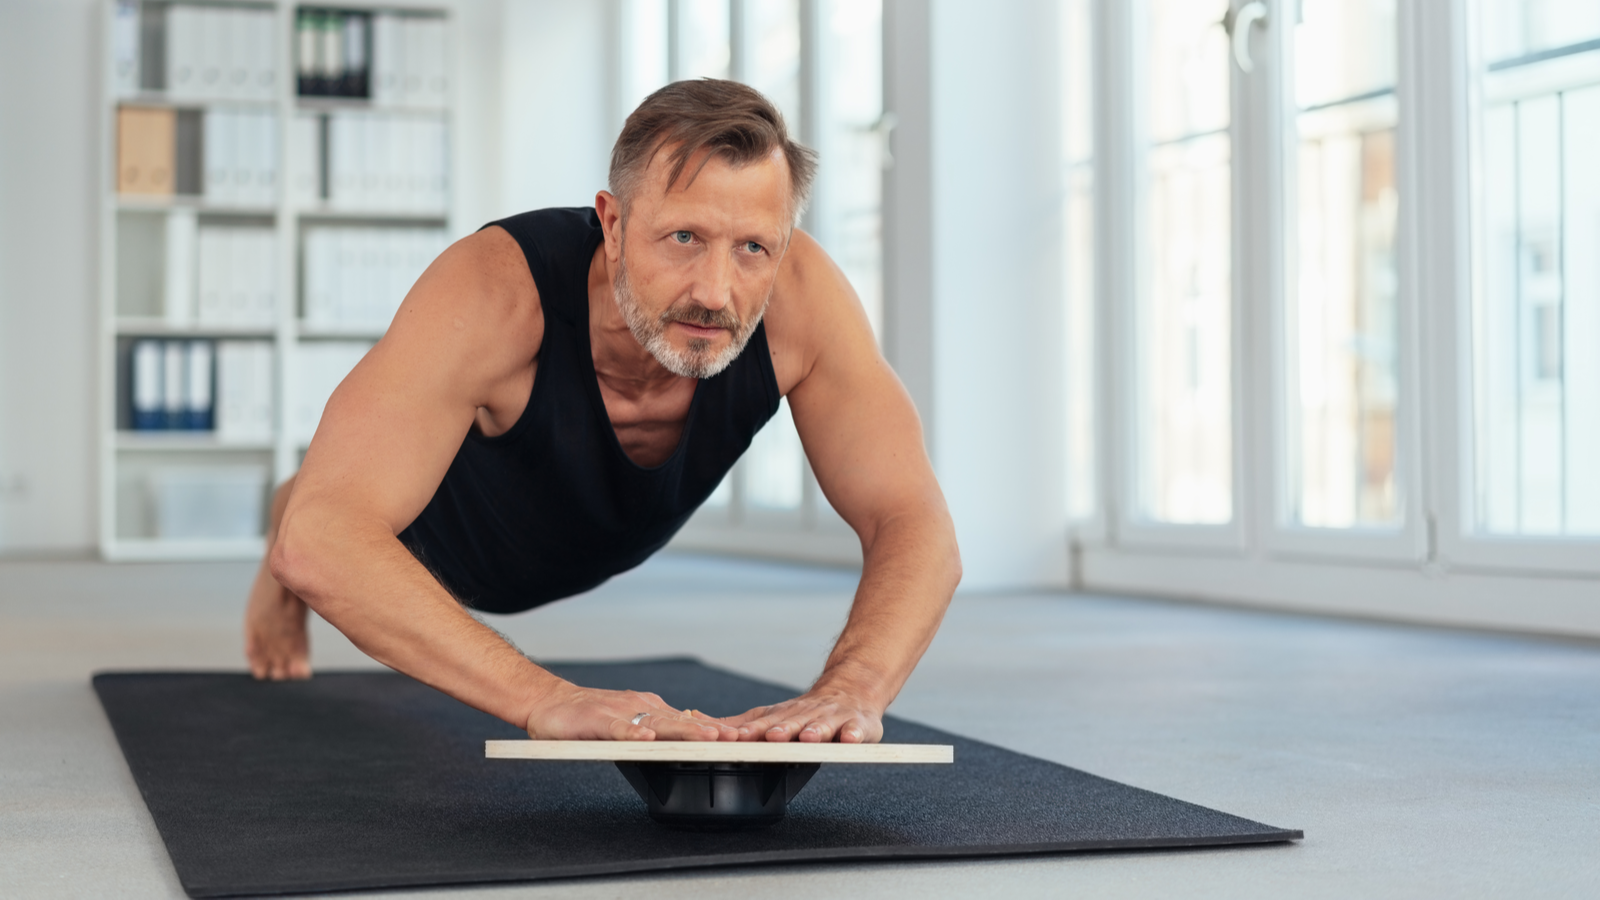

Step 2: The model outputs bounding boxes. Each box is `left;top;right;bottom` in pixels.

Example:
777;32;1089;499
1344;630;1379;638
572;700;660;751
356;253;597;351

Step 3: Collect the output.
726;235;961;743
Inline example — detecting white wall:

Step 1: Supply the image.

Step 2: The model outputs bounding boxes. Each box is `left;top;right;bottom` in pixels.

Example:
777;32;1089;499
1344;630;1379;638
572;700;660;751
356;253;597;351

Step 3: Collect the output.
921;0;1069;590
496;0;615;216
0;0;100;553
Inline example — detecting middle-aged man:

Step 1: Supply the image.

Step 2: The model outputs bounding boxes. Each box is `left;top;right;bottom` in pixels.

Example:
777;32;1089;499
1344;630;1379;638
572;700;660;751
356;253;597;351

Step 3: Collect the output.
246;79;961;745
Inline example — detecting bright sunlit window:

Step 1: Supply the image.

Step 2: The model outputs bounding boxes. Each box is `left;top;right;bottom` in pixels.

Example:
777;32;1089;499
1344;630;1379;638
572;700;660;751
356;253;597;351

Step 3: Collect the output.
1471;0;1600;535
1136;0;1233;526
1287;0;1401;529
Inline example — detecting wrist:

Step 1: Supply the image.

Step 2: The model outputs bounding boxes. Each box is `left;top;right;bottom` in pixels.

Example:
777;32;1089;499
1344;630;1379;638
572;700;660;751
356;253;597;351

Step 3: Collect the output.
811;660;896;713
516;668;572;737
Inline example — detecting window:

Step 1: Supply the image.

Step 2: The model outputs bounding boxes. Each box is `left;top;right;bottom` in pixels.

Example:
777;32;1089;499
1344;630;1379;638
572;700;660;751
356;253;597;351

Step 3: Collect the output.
1064;0;1600;593
1134;0;1234;527
623;1;879;553
1063;0;1096;524
1470;0;1600;537
1286;0;1400;529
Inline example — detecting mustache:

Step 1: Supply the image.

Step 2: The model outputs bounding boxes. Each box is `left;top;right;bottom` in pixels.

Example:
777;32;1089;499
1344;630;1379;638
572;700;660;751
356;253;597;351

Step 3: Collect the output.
659;301;741;332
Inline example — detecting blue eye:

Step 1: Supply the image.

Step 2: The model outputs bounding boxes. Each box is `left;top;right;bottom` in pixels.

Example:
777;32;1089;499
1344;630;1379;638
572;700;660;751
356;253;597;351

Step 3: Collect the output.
673;230;692;244
745;241;763;254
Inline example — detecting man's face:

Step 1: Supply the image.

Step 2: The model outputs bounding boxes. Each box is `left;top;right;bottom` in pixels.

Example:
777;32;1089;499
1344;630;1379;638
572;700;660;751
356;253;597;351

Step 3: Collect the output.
610;148;791;379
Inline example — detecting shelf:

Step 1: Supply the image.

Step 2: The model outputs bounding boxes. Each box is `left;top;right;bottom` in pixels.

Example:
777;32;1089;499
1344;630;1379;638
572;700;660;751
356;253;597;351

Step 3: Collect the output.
115;196;278;216
114;317;276;338
297;322;386;340
295;97;449;115
113;93;278;111
115;432;275;452
297;207;449;224
103;537;267;562
101;0;454;564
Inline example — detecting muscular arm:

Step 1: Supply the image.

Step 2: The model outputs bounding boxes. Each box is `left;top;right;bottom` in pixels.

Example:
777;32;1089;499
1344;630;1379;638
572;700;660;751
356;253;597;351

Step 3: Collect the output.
270;229;730;742
728;232;962;743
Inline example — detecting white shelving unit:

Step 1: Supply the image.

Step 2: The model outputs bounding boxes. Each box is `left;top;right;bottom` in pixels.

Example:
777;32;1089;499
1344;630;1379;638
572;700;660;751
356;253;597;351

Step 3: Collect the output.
98;0;453;561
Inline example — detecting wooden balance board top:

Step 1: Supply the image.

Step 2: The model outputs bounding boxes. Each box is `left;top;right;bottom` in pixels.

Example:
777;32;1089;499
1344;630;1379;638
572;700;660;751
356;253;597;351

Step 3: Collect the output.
485;740;954;764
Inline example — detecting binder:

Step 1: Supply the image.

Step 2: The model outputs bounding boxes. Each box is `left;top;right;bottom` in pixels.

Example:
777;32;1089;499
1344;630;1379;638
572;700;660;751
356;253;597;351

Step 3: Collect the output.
296;9;318;95
232;110;257;206
185;340;214;430
328;113;353;208
257;109;280;205
378;115;402;209
112;0;141;96
166;5;198;99
162;341;187;430
164;209;197;325
203;108;232;203
427;117;448;212
372;13;402;106
420;17;448;109
289;112;322;206
343;13;369;97
253;230;279;325
198;6;226;98
132;339;165;431
291;342;371;444
117;106;175;196
248;8;276;101
196;226;225;323
226;8;252;99
402;17;425;106
225;228;251;321
319;11;344;94
303;228;334;326
217;341;275;444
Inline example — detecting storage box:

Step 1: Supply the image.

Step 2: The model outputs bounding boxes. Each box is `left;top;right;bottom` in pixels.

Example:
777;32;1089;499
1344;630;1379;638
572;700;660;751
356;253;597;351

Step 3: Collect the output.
150;465;269;540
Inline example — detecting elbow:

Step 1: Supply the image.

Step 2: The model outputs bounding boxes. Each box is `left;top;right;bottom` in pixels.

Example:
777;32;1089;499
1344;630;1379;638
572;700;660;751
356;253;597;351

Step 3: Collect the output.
944;535;963;593
268;509;329;608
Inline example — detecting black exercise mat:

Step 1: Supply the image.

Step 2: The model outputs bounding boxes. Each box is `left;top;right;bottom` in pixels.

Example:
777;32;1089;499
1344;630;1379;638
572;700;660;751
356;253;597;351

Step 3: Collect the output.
94;659;1301;897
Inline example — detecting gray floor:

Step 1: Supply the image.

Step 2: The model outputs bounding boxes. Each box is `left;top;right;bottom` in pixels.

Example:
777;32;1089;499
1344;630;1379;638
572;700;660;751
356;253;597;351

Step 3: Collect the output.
2;554;1597;899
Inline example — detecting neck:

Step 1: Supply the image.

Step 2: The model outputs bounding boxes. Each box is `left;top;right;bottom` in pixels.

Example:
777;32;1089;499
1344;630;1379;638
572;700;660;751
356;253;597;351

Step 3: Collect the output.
587;243;688;394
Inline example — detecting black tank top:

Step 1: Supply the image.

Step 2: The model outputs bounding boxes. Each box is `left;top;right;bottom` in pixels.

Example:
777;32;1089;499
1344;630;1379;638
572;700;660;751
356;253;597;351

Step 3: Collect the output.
397;207;780;613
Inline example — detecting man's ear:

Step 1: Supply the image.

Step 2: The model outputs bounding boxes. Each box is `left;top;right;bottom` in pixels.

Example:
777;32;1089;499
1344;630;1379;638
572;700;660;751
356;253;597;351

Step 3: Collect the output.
595;190;624;262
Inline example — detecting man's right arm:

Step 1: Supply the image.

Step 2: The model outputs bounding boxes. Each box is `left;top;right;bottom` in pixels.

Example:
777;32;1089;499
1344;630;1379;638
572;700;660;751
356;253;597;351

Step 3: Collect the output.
269;227;731;742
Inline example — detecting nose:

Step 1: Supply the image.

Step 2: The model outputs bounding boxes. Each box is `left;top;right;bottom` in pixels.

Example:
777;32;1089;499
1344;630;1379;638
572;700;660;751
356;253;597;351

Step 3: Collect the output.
690;244;735;312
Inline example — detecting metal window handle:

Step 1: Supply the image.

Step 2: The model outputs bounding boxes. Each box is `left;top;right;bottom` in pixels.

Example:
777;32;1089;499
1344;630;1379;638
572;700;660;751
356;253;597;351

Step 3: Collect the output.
1230;1;1268;74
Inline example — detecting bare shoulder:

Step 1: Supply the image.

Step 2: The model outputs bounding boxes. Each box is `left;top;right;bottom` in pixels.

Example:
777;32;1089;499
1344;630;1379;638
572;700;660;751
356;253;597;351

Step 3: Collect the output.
376;225;543;406
763;229;879;395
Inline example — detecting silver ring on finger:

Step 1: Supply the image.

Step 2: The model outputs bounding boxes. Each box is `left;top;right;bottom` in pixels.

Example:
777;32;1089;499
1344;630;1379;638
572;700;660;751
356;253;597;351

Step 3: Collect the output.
630;712;649;726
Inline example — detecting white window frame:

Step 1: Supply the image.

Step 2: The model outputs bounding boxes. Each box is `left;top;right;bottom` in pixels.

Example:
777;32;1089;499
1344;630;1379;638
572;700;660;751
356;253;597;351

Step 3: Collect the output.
1084;0;1600;591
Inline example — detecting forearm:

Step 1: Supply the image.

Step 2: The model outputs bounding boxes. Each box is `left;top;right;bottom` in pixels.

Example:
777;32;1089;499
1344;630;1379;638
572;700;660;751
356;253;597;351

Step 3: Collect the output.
815;503;961;711
271;510;558;730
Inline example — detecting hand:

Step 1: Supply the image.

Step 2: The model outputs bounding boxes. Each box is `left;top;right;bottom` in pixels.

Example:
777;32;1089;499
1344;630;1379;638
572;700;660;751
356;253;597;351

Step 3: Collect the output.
245;573;312;681
719;690;885;744
525;681;741;742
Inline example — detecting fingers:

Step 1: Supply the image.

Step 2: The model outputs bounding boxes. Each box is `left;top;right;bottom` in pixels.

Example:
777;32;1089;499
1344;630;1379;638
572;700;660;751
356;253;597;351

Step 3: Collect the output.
731;705;884;743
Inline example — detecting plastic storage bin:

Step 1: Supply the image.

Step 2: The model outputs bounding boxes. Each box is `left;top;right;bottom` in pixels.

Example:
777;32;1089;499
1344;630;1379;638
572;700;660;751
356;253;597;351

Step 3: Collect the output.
150;465;269;539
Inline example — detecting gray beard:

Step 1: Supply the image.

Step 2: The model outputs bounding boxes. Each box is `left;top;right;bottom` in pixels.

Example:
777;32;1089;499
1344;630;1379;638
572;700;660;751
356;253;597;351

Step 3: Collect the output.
613;252;769;380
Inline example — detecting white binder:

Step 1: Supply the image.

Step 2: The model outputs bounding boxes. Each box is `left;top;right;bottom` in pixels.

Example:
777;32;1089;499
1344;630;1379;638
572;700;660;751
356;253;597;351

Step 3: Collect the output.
164;209;197;326
166;4;198;99
112;0;141;96
132;340;165;430
203;109;232;204
372;14;402;107
186;340;214;429
196;226;225;324
162;341;186;428
198;6;226;98
289;112;321;207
